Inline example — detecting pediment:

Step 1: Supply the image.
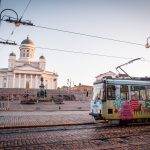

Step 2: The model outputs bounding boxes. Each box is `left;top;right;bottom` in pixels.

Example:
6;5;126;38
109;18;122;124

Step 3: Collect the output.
15;65;41;72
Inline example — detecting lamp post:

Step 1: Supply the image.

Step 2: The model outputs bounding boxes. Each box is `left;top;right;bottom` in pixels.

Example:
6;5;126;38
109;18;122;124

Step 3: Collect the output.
0;9;20;27
67;78;74;89
0;8;33;27
145;37;150;48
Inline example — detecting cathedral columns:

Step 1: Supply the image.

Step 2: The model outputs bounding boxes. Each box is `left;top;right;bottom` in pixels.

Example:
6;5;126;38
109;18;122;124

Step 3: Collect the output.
31;75;32;88
19;74;21;88
13;74;15;88
24;74;26;88
6;76;9;88
35;75;37;88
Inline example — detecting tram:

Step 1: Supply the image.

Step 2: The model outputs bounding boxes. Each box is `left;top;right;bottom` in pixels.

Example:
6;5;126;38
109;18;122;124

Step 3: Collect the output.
89;78;150;123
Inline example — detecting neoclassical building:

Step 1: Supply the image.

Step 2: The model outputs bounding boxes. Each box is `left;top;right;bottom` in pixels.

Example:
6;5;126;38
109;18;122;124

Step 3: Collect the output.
0;36;58;89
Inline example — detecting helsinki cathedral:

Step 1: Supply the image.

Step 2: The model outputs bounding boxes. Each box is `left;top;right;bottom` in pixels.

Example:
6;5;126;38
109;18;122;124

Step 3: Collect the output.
0;36;58;89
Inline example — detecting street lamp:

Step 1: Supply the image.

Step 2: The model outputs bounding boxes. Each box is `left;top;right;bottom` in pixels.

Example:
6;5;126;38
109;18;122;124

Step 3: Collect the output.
145;37;150;48
0;9;20;27
0;9;33;27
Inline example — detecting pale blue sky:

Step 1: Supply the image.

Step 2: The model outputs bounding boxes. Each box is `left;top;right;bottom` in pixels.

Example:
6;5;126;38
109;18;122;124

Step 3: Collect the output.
0;0;150;87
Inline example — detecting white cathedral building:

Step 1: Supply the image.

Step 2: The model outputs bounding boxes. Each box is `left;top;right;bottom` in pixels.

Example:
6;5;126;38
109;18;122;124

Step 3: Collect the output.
0;36;58;89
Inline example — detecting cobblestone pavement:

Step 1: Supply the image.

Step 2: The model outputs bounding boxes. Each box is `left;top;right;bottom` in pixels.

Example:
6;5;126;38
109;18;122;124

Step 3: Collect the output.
0;124;150;150
0;111;95;128
0;100;90;111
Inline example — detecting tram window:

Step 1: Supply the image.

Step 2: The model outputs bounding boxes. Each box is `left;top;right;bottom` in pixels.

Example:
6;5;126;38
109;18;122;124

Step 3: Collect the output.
131;86;139;100
140;90;146;100
107;85;115;100
108;109;113;114
146;89;150;100
131;86;146;100
120;85;128;100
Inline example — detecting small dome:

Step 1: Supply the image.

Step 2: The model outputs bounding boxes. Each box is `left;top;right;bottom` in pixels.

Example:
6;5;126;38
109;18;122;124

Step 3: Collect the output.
21;36;34;45
9;52;16;56
39;55;45;59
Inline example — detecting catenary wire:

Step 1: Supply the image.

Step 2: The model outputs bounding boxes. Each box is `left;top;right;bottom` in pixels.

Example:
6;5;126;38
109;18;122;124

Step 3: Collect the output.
20;0;32;20
35;46;134;60
34;25;145;47
0;0;32;49
0;0;145;47
2;42;150;62
1;19;145;47
35;46;150;62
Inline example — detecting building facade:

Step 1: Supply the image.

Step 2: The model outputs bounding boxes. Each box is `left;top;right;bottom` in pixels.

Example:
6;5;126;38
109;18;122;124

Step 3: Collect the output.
71;84;93;92
96;71;117;81
0;36;58;89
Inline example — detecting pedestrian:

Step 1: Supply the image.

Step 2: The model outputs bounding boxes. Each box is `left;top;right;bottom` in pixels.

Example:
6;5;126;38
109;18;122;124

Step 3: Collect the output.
86;91;88;97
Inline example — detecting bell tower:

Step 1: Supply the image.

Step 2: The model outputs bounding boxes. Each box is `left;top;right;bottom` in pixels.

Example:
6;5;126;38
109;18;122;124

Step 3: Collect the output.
19;36;35;62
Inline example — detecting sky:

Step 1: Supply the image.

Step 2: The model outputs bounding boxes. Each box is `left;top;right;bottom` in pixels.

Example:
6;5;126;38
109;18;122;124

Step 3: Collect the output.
0;0;150;87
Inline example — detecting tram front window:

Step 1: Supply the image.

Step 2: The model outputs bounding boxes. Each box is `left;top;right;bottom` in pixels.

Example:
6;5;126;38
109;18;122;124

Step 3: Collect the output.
93;83;104;101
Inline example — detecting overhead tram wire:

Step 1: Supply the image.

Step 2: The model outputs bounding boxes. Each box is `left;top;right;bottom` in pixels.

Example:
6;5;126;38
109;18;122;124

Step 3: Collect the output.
0;0;32;49
35;46;150;63
34;25;144;47
6;0;32;39
0;0;144;48
1;20;144;47
35;46;142;60
3;41;150;62
19;0;32;20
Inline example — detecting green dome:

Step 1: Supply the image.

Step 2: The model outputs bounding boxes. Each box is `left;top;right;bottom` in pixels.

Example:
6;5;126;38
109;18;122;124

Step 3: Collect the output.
21;36;34;45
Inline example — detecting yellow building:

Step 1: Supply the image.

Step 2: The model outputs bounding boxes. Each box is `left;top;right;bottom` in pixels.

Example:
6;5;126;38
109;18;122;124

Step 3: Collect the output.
71;84;93;92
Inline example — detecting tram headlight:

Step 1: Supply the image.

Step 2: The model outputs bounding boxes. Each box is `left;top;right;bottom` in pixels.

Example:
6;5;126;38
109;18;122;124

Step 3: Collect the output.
96;109;100;114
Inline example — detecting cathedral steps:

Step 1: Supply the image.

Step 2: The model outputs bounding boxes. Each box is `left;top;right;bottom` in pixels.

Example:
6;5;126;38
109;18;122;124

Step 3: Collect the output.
0;88;92;101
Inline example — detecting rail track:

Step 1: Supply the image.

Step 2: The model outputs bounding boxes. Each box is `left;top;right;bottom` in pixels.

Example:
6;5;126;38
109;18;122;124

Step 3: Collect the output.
0;123;150;149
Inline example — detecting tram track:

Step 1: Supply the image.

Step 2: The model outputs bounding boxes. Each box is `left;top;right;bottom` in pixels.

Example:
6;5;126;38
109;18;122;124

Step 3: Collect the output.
1;124;150;149
1;133;150;149
0;122;150;135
